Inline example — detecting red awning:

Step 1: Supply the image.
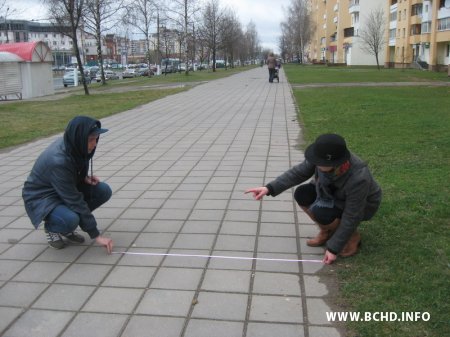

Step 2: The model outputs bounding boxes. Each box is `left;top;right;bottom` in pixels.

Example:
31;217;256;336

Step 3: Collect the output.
0;41;52;62
328;45;337;52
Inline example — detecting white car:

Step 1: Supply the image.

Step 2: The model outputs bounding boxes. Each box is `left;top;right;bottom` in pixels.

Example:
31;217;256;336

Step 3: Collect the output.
96;70;119;82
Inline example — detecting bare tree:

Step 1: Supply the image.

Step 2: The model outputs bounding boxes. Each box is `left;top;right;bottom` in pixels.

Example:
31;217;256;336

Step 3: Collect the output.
243;21;260;64
359;6;386;70
45;0;90;95
280;0;312;63
84;0;126;84
123;0;156;73
167;0;200;75
219;9;242;68
199;0;223;72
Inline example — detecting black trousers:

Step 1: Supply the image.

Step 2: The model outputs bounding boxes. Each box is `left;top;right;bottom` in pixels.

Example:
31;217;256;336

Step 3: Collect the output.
294;183;343;226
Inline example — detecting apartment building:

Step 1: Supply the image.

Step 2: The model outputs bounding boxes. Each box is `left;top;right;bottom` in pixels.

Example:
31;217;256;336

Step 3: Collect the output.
309;0;450;70
386;0;450;70
309;0;385;65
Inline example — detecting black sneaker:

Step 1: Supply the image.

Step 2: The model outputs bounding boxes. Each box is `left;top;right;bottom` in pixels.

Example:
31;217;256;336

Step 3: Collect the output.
61;231;85;244
45;230;65;249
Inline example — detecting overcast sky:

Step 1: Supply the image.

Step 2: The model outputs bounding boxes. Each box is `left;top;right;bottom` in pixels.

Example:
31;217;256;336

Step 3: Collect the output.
13;0;291;53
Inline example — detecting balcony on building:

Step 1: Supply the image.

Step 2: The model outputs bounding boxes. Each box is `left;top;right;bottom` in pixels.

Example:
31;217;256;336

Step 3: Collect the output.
344;27;354;38
410;24;422;44
349;0;360;14
330;32;337;42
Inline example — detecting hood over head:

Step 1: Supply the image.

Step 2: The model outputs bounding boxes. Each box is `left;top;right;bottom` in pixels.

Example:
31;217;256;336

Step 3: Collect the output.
64;116;107;169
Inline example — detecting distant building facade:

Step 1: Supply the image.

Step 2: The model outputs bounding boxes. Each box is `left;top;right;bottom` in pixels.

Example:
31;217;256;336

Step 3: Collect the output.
308;0;450;71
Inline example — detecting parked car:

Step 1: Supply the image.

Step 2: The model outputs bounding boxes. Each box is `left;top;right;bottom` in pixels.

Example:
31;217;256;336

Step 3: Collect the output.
122;68;138;78
63;71;91;87
137;67;153;76
96;70;120;82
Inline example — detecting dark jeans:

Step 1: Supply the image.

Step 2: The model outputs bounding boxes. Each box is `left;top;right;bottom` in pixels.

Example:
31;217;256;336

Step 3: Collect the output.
45;182;112;234
294;183;342;225
268;68;276;82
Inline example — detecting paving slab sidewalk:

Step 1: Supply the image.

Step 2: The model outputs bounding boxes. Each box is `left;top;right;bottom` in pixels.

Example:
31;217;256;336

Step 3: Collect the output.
0;67;344;337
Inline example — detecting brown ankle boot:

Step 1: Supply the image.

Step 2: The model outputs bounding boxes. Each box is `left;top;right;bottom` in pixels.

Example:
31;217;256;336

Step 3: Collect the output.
306;219;340;247
339;231;361;257
306;227;329;247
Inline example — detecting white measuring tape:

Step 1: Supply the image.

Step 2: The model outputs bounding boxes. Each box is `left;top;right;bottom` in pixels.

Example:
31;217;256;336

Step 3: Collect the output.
112;251;323;263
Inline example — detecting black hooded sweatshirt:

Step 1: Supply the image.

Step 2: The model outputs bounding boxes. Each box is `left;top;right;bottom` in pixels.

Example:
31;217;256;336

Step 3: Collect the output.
22;116;103;239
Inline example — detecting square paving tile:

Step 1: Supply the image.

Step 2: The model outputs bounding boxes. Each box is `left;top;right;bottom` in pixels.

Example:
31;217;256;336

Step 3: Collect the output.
61;313;128;337
258;237;298;254
0;243;47;260
144;219;184;233
35;245;87;263
135;289;195;316
117;248;165;266
250;295;303;323
55;264;112;285
3;309;74;337
0;282;48;307
32;284;95;311
191;292;248;320
253;272;301;296
201;269;251;293
246;322;304;337
208;250;253;270
151;267;203;290
0;260;28;281
133;233;177;248
82;287;144;314
121;316;185;337
0;306;23;333
219;221;257;235
102;266;156;288
184;319;244;337
162;249;209;269
214;234;255;251
172;234;215;250
180;220;220;234
13;261;69;283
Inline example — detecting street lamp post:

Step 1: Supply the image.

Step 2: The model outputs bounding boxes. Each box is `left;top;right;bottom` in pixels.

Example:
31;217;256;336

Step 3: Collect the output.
4;6;10;43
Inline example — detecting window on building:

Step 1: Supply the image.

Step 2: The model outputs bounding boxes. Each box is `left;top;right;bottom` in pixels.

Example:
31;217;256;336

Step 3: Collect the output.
403;28;406;37
421;22;431;33
437;17;450;31
389;29;396;39
390;11;397;21
411;4;422;16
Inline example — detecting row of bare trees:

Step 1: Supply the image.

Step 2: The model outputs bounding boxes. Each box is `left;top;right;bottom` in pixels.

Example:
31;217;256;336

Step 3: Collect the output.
34;0;261;95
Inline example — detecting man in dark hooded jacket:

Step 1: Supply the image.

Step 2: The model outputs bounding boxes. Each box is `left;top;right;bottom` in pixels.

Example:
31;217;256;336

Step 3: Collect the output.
22;116;113;253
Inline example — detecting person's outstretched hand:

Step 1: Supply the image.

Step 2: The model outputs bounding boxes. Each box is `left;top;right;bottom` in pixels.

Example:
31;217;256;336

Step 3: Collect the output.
245;186;269;201
323;250;337;265
95;235;113;254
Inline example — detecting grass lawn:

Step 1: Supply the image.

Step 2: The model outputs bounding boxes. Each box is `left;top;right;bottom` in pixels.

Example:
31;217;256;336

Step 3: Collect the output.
283;63;450;83
0;65;255;149
285;65;450;337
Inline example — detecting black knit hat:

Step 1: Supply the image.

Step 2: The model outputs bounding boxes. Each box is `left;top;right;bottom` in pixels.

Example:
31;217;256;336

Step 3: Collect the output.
304;133;350;166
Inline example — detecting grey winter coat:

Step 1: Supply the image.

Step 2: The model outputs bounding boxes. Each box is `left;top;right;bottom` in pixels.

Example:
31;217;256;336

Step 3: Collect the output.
22;116;103;239
265;153;382;254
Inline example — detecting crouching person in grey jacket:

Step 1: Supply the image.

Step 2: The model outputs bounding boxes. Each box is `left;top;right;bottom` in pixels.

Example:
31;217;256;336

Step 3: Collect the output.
22;116;113;253
246;134;381;265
